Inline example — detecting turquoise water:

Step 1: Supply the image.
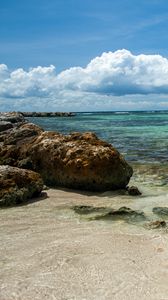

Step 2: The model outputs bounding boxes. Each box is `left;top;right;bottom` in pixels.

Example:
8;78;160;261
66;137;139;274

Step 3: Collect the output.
28;111;168;164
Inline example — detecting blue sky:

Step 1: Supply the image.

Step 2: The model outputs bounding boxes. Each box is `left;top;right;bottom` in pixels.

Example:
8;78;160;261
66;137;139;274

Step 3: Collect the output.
1;0;168;111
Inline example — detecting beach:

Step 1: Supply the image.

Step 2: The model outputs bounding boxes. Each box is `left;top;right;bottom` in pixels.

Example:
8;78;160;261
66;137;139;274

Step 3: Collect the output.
1;111;168;299
1;186;168;300
2;0;168;298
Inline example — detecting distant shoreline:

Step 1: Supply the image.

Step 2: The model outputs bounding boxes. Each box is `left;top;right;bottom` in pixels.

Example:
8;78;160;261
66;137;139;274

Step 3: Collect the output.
20;110;168;116
21;112;76;117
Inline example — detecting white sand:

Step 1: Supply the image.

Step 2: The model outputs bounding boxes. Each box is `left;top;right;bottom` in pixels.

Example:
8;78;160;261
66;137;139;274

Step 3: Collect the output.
1;188;168;300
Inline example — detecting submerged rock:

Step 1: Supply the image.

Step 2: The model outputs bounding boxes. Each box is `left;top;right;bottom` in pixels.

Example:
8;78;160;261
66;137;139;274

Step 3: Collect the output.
127;186;142;196
0;165;43;207
153;207;168;216
72;205;146;223
145;220;167;229
0;112;133;191
72;205;106;214
91;206;146;222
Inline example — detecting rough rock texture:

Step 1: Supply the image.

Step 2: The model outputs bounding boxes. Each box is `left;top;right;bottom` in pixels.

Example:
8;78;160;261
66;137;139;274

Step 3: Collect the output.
0;121;13;132
0;165;43;206
0;111;24;124
0;112;133;191
0;111;25;134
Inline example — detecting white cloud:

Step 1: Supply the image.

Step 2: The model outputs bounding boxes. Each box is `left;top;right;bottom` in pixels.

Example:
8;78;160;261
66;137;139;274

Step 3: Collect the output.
1;49;168;111
0;64;56;98
58;49;168;95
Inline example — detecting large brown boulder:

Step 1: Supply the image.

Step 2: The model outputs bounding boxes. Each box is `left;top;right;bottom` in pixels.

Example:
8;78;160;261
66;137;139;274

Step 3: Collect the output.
0;120;133;191
0;165;43;206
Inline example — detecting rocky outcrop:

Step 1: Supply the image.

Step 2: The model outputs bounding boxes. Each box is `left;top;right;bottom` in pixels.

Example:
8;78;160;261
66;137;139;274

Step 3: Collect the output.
0;112;133;192
0;165;43;206
0;112;25;134
0;112;24;124
0;121;13;132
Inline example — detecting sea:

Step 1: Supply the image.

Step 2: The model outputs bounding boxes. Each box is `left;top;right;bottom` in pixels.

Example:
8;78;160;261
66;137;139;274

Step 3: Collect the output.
28;111;168;214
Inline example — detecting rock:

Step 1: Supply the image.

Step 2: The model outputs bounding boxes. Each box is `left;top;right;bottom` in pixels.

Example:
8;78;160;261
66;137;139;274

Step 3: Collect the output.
0;112;24;124
72;205;106;214
0;122;43;165
0;121;13;132
153;207;168;216
127;186;142;196
29;132;132;191
0;112;26;142
0;112;25;134
0;165;43;207
73;205;146;223
1;122;43;145
0;113;133;191
145;220;167;229
92;206;146;222
22;131;133;191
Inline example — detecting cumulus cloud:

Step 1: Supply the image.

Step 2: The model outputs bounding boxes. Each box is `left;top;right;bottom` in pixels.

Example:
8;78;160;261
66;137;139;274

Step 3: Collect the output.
0;64;56;98
56;49;168;95
1;49;168;111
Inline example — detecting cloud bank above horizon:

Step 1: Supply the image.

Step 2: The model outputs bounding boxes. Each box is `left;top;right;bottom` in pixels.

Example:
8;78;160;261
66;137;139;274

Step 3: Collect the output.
1;49;168;111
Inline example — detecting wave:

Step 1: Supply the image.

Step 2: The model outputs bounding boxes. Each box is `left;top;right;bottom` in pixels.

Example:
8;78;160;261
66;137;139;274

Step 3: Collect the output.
114;112;130;115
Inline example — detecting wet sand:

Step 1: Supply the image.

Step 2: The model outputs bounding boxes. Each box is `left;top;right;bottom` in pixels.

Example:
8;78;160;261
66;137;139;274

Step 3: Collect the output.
1;188;168;300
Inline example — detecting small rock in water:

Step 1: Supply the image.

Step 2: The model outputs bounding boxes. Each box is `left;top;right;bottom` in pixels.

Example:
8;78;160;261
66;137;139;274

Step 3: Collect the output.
127;186;142;196
145;220;167;229
153;207;168;216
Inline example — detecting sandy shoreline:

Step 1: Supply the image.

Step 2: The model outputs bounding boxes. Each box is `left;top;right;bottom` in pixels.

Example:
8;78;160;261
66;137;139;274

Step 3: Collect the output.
1;188;168;300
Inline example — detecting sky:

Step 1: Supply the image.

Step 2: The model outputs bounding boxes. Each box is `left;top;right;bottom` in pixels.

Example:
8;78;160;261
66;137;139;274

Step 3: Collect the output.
1;0;168;111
